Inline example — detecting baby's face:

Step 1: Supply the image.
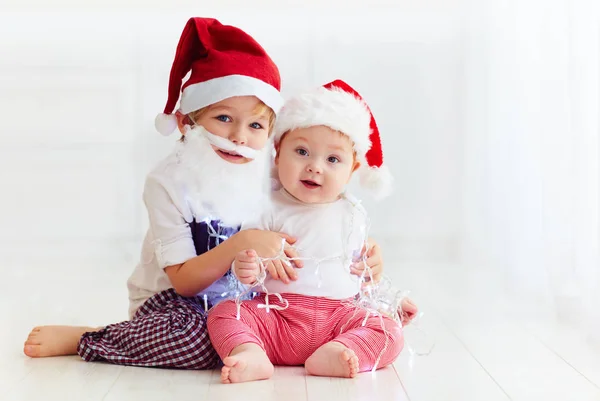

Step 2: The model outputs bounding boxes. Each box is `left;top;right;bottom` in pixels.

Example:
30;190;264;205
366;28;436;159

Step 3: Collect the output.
276;126;359;204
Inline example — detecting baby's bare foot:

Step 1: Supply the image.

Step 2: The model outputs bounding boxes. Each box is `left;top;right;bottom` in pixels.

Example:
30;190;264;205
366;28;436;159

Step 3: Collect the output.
305;341;359;378
23;325;99;357
221;343;274;384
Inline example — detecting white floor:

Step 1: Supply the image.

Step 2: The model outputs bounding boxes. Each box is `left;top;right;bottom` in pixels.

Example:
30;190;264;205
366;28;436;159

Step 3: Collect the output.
1;239;600;401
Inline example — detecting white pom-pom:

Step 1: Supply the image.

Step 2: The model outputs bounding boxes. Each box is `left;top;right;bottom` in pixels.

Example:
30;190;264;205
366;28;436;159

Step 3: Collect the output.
154;113;178;136
360;165;393;200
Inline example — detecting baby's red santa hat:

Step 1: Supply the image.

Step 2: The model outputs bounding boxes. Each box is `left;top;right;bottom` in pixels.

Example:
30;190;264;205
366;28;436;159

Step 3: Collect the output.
273;79;393;199
155;17;283;136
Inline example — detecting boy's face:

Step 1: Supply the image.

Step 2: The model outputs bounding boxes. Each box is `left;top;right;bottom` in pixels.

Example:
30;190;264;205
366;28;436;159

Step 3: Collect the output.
179;96;271;164
276;126;359;204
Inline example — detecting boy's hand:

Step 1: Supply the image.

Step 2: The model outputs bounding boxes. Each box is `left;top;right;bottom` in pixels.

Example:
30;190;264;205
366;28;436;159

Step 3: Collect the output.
350;238;383;283
233;249;261;285
238;230;304;269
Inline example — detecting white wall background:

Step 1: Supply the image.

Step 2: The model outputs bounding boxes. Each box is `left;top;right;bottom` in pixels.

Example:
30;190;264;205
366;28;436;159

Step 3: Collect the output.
0;0;598;339
0;3;467;260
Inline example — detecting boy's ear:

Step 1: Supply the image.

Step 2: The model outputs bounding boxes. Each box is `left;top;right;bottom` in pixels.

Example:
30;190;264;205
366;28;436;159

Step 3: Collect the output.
175;111;188;135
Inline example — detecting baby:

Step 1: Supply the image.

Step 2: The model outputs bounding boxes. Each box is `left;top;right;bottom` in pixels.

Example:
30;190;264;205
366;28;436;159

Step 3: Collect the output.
207;80;416;383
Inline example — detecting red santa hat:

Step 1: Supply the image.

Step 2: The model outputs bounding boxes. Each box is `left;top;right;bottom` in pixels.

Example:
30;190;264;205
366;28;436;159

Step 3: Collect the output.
155;17;283;136
273;79;393;199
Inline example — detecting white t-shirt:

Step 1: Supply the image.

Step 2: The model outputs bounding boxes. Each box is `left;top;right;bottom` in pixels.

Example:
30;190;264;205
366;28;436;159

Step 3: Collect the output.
241;188;369;300
126;154;244;319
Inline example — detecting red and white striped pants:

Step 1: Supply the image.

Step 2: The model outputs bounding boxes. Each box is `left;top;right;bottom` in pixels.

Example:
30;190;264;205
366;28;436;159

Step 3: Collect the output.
207;293;403;372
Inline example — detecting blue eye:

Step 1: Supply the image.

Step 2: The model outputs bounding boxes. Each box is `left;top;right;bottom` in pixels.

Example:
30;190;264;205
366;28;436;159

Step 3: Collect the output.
250;122;264;129
328;156;340;164
216;115;232;122
296;148;308;156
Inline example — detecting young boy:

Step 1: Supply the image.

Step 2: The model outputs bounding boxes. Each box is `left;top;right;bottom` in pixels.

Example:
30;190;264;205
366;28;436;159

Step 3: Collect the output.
208;80;417;383
23;17;295;368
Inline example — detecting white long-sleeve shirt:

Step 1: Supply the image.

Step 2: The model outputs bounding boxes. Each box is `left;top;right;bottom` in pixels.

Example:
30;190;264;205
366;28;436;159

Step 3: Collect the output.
126;155;243;318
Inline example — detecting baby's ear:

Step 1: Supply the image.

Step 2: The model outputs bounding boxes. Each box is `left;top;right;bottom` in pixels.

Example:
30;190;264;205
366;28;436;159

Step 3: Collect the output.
274;142;281;165
347;161;361;184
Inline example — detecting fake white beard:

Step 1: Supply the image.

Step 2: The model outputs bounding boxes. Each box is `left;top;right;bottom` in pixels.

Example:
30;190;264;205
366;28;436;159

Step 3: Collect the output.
173;125;272;226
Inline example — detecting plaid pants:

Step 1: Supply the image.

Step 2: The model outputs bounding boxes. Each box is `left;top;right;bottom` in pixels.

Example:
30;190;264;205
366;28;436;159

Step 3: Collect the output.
77;289;219;369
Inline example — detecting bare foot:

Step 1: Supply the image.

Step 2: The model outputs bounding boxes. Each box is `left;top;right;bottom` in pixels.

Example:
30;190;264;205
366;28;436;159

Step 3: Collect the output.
23;325;99;358
221;343;274;384
305;341;359;378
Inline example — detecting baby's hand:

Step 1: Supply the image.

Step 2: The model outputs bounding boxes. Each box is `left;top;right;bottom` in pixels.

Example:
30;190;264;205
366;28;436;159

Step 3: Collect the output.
350;239;383;283
233;250;261;285
400;298;418;326
264;257;298;285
